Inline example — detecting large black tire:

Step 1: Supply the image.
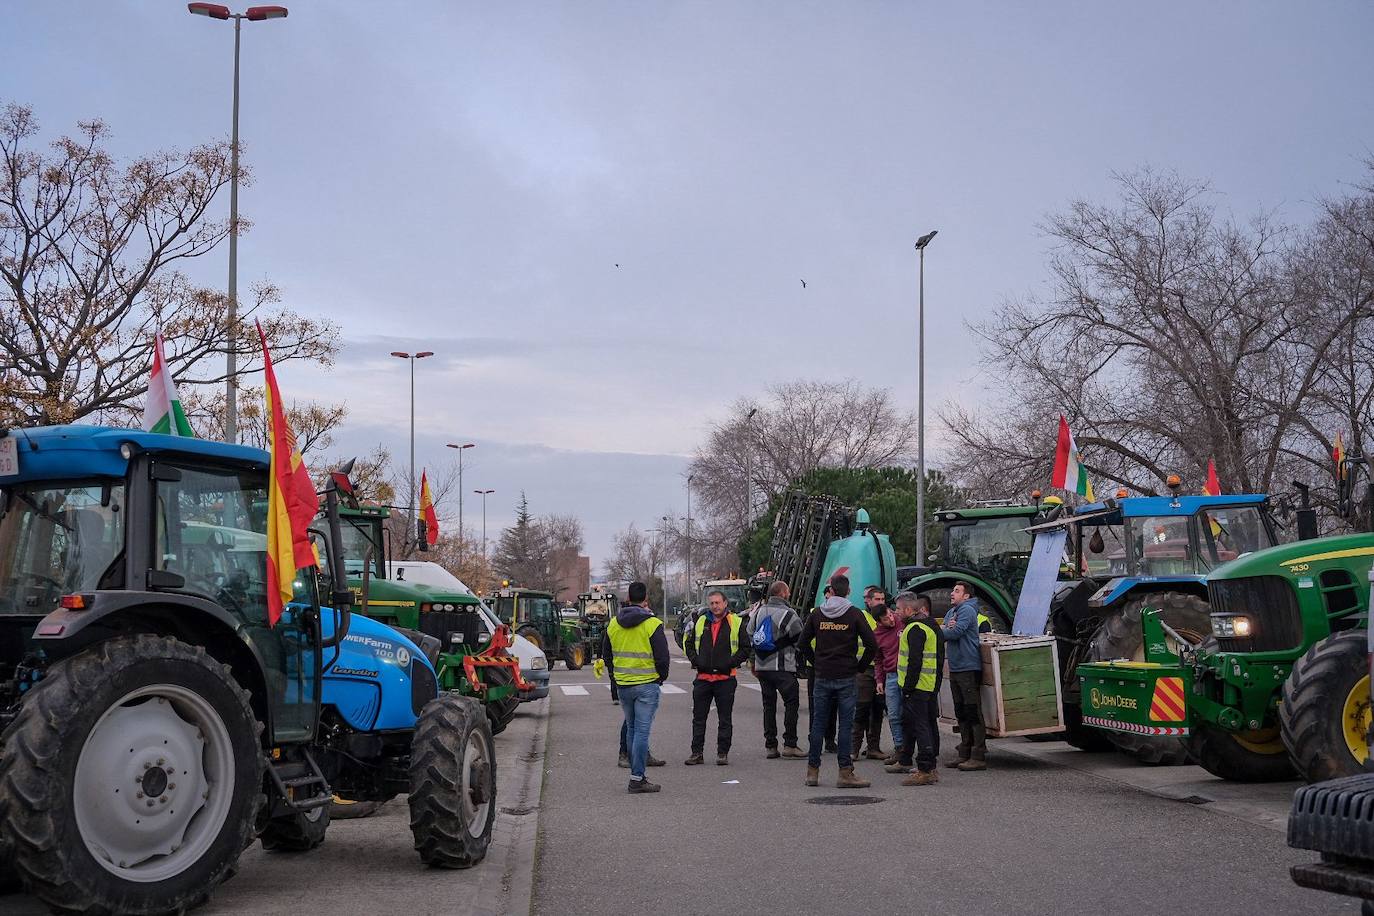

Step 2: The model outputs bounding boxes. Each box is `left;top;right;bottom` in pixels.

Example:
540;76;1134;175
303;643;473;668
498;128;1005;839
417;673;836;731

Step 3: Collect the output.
259;805;329;852
1282;630;1372;783
1061;702;1116;752
483;665;520;736
563;642;586;671
409;694;496;868
1189;723;1295;782
328;797;386;820
1088;591;1209;766
516;626;543;652
0;635;264;915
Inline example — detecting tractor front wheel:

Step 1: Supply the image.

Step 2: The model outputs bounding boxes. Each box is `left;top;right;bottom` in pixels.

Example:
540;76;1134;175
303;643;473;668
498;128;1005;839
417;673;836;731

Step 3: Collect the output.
564;643;586;670
409;694;496;868
259;804;329;852
482;665;520;736
0;635;263;915
1189;723;1294;782
1088;591;1209;766
1282;630;1372;783
517;627;543;652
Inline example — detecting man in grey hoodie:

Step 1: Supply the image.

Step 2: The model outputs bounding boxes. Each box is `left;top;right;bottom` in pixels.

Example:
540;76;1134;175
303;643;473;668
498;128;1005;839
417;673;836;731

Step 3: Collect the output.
746;580;806;759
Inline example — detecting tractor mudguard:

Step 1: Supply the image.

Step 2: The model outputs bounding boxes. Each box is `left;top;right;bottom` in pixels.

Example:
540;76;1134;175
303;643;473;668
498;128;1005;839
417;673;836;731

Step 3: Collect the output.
322;611;437;732
1088;576;1206;609
29;589;257;658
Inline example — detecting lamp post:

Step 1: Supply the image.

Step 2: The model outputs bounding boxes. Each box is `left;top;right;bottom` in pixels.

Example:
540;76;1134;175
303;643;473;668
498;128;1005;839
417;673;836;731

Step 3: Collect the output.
187;3;289;443
446;442;476;556
686;474;694;605
914;229;938;567
390;350;435;547
744;407;758;526
474;489;495;558
660;514;672;620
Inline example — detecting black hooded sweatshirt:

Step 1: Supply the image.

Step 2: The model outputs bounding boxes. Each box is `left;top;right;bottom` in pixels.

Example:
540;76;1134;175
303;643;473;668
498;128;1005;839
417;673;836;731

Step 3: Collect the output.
599;604;671;684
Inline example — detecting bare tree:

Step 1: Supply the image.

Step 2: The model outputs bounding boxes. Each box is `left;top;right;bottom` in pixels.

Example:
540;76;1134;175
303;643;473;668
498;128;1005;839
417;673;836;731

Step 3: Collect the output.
0;103;337;426
941;166;1374;509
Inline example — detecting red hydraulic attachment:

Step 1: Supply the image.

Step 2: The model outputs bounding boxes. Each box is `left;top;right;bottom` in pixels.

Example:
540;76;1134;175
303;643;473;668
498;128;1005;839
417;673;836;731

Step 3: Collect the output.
461;623;533;693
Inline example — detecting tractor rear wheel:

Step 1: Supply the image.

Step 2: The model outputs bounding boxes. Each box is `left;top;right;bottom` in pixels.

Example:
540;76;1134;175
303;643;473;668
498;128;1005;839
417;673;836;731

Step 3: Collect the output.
517;627;543;652
1088;591;1209;766
0;635;263;915
564;643;586;670
1282;630;1372;783
409;694;496;868
1189;723;1294;782
259;804;329;852
1061;702;1115;752
483;665;520;736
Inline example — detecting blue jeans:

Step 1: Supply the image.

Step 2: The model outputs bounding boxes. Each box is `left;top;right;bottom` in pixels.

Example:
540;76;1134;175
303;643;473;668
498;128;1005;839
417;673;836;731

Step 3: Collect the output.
618;682;661;779
808;677;857;768
884;672;904;753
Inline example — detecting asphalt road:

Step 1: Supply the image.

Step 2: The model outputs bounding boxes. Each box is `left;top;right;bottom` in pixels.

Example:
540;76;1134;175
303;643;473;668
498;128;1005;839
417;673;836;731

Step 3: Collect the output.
533;642;1355;916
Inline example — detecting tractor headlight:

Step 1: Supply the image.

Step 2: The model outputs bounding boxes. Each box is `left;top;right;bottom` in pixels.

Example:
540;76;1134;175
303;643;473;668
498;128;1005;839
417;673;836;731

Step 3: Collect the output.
1211;615;1254;638
530;655;548;671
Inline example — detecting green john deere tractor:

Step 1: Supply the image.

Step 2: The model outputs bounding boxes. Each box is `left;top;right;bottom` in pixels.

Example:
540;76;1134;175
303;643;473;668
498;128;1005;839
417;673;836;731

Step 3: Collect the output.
577;588;618;658
1077;470;1374;782
330;504;522;735
490;585;592;669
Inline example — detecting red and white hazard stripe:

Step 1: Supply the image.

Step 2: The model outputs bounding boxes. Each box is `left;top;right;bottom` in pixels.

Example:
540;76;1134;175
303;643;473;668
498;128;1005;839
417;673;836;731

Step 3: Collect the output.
1083;715;1188;737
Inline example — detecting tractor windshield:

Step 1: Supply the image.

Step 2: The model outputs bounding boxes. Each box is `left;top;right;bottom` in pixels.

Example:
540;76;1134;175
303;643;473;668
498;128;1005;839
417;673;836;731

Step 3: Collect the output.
339;516;385;580
0;482;125;614
943;517;1035;586
524;596;556;621
1196;505;1275;569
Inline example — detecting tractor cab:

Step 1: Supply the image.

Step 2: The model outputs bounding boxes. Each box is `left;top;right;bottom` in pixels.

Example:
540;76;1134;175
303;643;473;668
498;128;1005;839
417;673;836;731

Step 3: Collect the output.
490;586;589;669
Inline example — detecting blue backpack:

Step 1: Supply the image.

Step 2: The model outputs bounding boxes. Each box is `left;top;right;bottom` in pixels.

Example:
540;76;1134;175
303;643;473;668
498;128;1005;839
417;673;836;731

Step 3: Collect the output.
752;613;777;654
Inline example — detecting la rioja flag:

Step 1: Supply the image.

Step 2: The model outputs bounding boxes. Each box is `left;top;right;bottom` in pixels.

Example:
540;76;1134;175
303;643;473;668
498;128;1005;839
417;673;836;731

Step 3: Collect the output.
1051;415;1095;501
142;333;195;437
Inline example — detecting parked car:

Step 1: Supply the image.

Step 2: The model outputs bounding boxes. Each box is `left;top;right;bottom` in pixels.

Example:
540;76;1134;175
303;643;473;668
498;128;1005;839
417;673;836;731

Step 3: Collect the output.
388;561;550;701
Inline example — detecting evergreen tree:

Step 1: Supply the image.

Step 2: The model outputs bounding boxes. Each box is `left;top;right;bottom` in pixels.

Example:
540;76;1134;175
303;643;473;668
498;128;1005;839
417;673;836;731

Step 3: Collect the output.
493;492;553;588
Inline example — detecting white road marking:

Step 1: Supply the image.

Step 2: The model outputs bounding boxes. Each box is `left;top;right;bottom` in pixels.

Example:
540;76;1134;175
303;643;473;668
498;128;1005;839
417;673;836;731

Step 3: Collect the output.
660;684;686;694
673;659;691;665
741;683;761;692
559;685;589;696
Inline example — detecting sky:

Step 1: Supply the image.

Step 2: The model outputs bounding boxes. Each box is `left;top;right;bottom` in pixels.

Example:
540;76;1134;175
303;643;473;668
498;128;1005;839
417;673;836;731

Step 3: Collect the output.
3;1;1372;567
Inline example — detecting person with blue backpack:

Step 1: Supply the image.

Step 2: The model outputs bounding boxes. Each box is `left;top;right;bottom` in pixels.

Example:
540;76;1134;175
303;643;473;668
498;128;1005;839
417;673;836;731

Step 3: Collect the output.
746;580;806;759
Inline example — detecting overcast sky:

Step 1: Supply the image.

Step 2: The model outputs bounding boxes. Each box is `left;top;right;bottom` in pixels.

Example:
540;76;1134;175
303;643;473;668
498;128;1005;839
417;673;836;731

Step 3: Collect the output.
4;2;1372;567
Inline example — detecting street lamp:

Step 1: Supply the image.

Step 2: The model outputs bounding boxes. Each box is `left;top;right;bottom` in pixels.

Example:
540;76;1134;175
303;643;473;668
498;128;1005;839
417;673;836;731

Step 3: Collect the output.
914;229;938;567
446;442;476;557
659;514;671;620
686;474;694;605
474;489;495;559
187;3;289;444
744;407;758;525
390;350;435;547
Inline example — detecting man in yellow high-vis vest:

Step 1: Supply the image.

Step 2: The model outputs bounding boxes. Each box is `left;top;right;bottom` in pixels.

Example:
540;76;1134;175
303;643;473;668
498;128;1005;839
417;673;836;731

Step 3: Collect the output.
887;592;945;786
602;581;671;793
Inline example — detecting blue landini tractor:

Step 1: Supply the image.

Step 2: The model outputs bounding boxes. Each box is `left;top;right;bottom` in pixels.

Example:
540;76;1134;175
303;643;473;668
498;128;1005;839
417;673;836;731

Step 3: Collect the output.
0;426;495;915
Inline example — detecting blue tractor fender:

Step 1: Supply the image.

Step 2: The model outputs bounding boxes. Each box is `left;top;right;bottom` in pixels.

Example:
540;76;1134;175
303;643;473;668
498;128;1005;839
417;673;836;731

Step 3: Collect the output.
319;610;437;733
1087;576;1208;610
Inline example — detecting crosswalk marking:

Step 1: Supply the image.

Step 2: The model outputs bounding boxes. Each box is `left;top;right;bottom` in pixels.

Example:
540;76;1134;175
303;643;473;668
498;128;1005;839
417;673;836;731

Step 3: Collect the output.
661;684;686;694
672;659;691;665
559;685;589;696
741;683;761;692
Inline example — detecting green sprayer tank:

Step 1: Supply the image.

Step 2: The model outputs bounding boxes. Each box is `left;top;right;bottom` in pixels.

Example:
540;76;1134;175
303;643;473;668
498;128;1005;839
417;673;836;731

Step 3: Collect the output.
812;509;898;608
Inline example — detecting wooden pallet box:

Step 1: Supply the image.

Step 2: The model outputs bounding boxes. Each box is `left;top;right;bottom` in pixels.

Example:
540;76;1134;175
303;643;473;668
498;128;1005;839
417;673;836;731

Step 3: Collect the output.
938;634;1064;738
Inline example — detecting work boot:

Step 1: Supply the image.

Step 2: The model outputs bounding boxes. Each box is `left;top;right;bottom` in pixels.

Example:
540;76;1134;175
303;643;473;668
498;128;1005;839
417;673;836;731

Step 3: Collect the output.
957;758;987;772
716;753;729;766
647;754;666;767
901;770;936;787
684;754;705;766
765;747;781;759
805;766;820;787
837;767;871;789
943;755;969;769
929;769;940;784
882;753;899;766
884;762;912;774
781;746;806;759
618;752;629;769
627;778;661;794
864;748;887;761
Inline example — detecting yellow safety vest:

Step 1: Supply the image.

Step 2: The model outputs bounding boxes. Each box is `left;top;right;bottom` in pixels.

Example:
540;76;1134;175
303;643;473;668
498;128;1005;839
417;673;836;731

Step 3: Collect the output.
857;609;878;661
897;620;938;692
607;617;663;686
693;612;742;657
977;613;991;633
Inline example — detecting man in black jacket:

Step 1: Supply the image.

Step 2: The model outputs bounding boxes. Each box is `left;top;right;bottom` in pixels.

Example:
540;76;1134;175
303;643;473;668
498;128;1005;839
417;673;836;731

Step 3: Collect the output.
798;575;878;788
685;589;751;765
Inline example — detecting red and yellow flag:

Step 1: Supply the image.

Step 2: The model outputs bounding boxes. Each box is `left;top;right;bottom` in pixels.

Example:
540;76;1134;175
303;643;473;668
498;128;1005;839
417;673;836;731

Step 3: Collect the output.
420;469;439;546
258;321;320;626
1335;432;1346;480
1203;458;1221;496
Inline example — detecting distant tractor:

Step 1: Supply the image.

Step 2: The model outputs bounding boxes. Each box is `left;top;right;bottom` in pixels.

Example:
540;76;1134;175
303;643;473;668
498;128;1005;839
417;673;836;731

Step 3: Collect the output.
577;587;618;657
674;576;749;647
490;586;591;669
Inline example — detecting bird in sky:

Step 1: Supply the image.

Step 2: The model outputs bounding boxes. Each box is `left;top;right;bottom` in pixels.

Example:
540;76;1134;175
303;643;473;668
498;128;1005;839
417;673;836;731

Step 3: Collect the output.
800;279;807;289
615;263;621;268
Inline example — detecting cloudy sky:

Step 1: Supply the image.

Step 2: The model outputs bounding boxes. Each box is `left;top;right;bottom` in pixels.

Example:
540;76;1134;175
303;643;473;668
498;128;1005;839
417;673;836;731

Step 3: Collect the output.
4;2;1372;566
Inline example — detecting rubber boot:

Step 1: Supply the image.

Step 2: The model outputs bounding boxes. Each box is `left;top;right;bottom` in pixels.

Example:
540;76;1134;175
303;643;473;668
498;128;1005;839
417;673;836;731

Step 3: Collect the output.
805;766;820;787
836;767;871;789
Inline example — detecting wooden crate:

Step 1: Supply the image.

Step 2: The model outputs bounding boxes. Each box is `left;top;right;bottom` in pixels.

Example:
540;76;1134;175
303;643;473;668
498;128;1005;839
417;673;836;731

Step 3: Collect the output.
938;634;1064;738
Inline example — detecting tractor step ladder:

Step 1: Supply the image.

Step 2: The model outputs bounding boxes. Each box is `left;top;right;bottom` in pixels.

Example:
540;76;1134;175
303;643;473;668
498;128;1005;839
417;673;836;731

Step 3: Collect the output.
266;746;332;811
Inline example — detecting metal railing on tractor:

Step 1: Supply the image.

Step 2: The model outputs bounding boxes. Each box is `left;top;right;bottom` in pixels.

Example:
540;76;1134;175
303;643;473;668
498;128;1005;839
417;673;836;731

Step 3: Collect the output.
766;491;856;610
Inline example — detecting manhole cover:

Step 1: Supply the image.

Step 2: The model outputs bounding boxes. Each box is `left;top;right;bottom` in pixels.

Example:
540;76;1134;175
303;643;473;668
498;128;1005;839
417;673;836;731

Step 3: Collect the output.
805;795;884;806
500;805;537;816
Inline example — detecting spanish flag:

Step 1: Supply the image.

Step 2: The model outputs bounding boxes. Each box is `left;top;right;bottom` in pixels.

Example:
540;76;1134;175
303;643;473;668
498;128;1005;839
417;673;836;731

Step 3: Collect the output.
1335;432;1346;480
258;322;320;626
1203;458;1221;496
420;469;439;546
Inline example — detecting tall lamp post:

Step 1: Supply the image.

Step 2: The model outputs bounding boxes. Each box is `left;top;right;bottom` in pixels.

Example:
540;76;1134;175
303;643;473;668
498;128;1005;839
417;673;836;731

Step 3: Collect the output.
446;442;476;556
187;3;289;443
744;407;758;525
474;489;495;559
685;474;694;605
390;350;435;547
913;229;938;567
